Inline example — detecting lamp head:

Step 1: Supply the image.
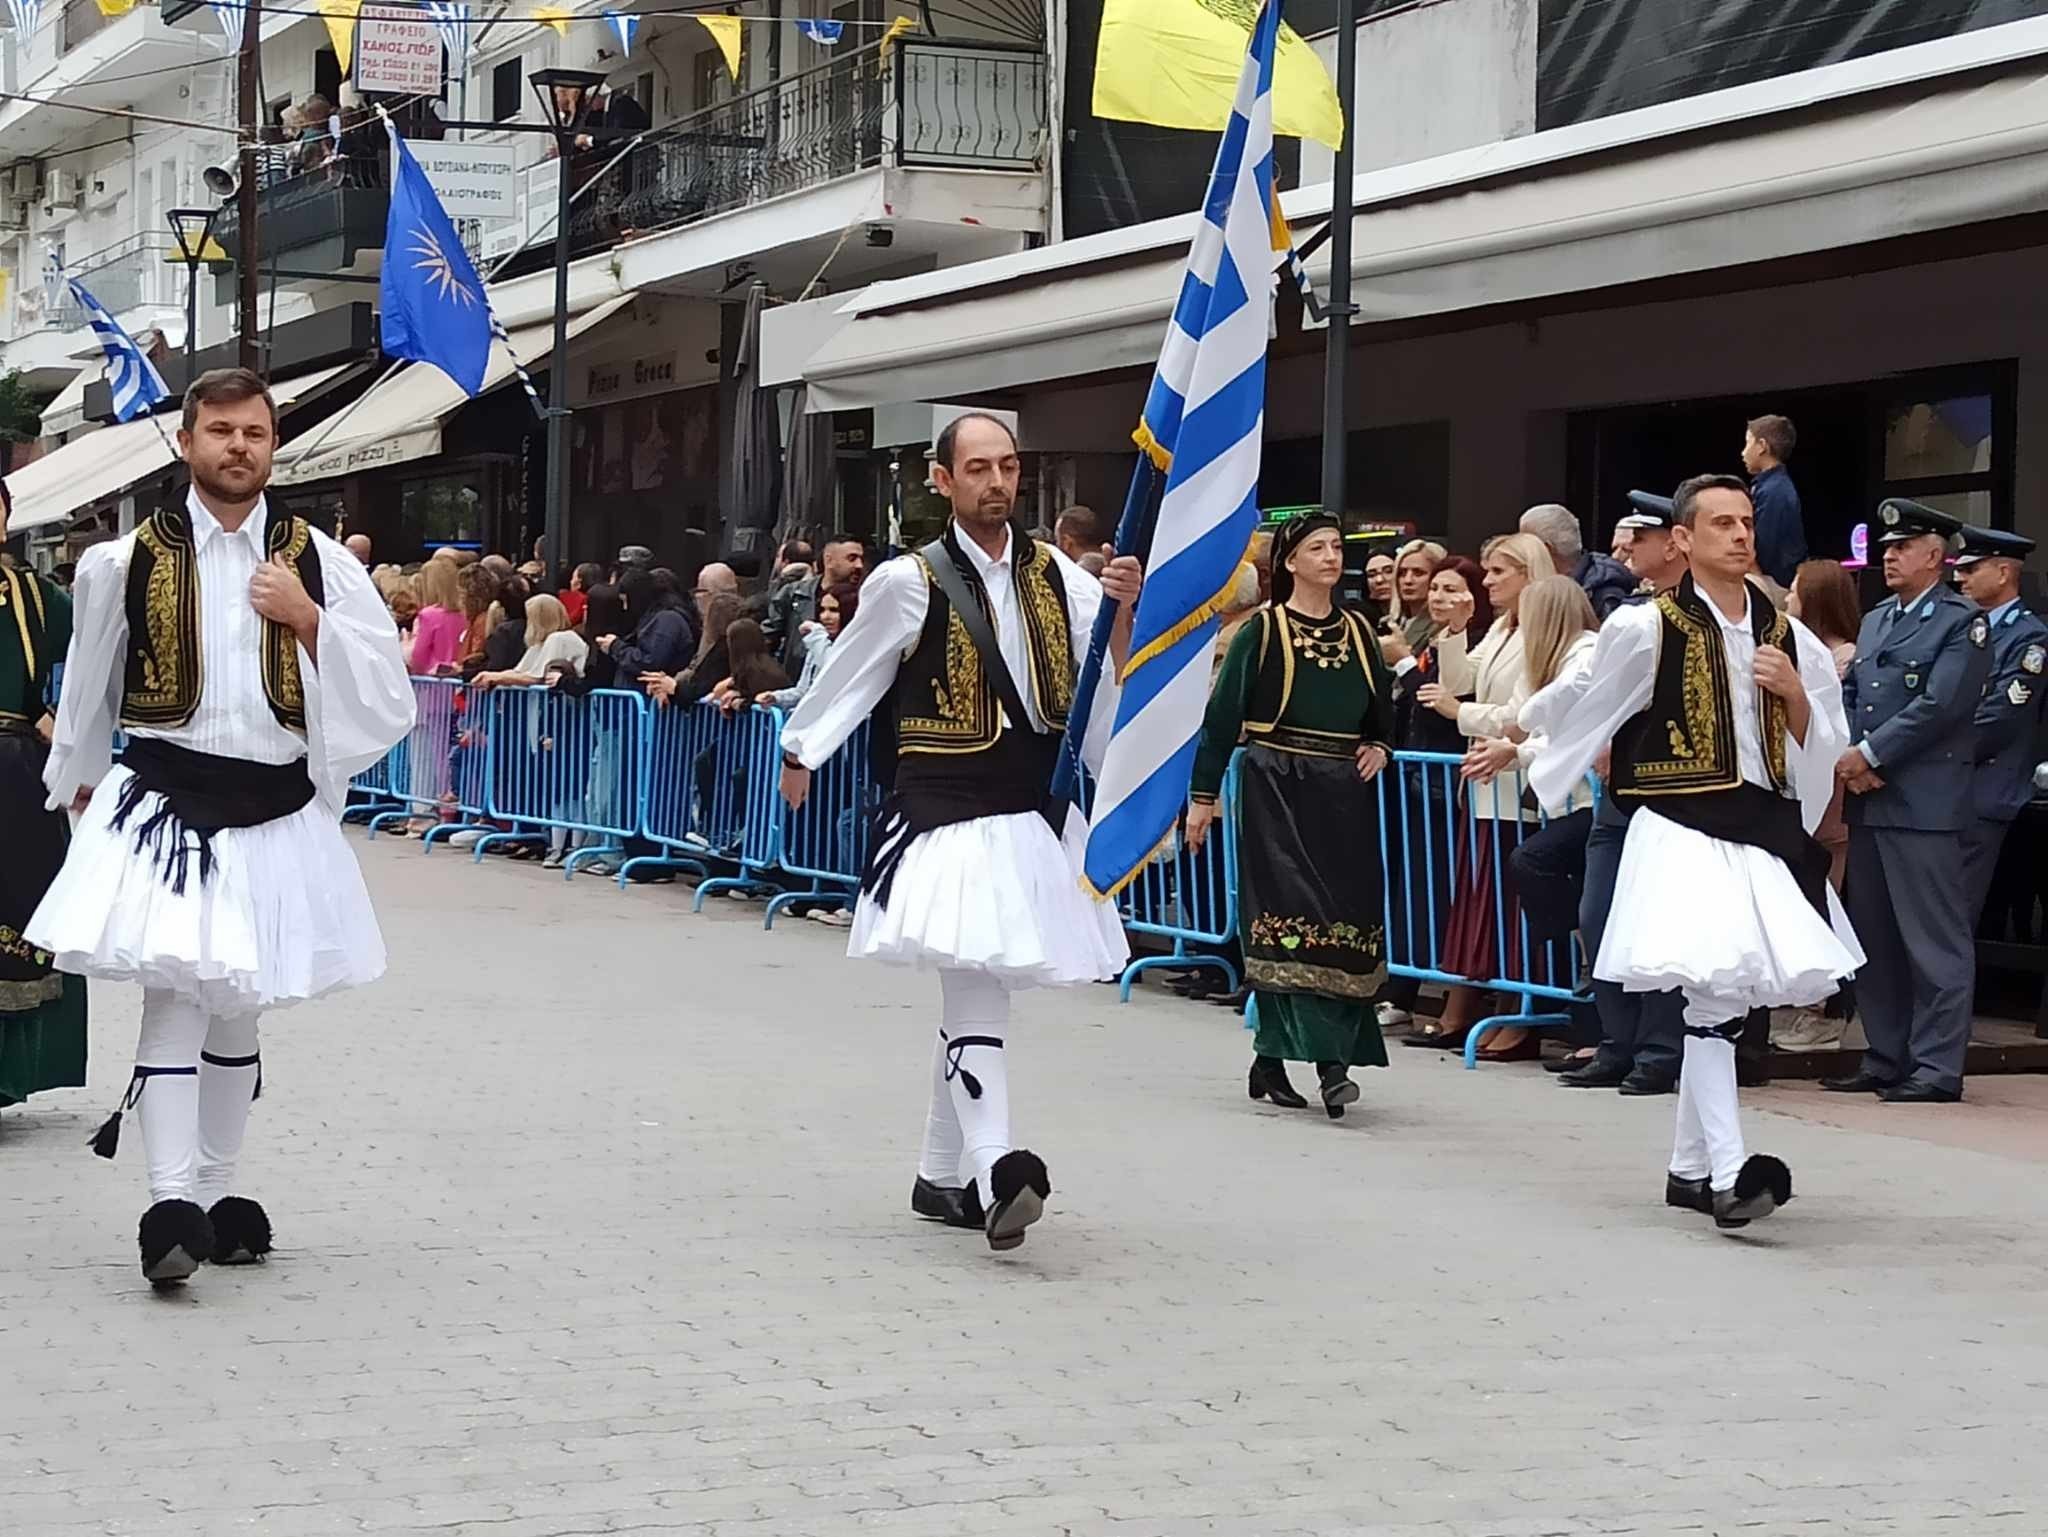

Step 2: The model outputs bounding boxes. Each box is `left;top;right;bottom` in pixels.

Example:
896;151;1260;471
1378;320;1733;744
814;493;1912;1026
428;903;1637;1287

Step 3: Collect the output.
529;67;606;131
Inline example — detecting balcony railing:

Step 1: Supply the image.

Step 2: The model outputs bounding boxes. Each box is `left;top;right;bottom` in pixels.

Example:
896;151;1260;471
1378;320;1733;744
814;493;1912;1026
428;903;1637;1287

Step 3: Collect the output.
494;37;1046;278
210;144;391;272
9;232;179;339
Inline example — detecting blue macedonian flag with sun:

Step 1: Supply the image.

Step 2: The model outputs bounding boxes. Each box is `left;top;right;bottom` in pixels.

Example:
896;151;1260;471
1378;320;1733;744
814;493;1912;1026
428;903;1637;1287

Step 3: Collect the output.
379;120;494;396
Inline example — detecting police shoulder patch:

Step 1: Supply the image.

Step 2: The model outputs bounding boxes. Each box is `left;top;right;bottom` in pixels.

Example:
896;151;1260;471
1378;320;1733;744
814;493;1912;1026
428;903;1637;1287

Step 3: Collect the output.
2024;643;2045;675
2010;678;2032;707
1971;615;1990;647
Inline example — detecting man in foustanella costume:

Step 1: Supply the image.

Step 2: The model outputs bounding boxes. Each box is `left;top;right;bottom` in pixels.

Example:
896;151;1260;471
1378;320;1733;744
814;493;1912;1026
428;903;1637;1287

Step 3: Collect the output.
779;413;1142;1254
29;370;414;1287
1;481;88;1116
1186;512;1395;1119
1528;474;1863;1230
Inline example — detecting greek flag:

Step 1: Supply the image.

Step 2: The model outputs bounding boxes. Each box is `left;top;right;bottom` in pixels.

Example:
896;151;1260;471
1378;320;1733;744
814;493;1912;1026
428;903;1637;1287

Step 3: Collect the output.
69;276;170;424
1081;0;1286;899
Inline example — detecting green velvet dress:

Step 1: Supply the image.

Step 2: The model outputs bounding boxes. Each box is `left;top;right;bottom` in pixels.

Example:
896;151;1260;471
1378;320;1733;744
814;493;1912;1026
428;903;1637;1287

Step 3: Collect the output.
0;566;87;1109
1192;605;1394;1069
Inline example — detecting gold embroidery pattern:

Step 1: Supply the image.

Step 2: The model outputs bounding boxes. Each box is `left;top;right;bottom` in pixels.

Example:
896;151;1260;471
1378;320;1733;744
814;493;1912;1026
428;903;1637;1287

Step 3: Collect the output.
897;558;994;752
0;921;53;969
262;517;312;729
1759;608;1791;790
0;974;66;1012
122;514;202;728
4;566;41;681
1017;542;1074;728
1626;587;1793;795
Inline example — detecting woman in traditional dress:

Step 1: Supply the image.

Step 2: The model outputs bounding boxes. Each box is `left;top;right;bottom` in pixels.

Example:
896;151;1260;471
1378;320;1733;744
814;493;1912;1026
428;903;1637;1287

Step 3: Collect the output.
0;529;87;1116
1186;514;1395;1120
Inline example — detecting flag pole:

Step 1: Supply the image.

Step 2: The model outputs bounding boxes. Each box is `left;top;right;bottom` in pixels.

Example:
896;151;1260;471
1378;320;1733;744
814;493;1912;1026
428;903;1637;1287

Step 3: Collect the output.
1050;450;1157;804
1320;0;1358;520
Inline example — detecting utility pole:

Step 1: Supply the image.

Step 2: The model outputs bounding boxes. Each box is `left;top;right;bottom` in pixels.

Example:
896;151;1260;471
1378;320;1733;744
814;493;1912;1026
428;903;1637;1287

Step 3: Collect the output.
1319;0;1358;522
237;0;262;375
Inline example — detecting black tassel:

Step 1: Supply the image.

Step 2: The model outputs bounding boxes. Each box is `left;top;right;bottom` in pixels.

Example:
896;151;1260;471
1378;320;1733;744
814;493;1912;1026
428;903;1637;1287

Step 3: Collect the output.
89;1109;122;1159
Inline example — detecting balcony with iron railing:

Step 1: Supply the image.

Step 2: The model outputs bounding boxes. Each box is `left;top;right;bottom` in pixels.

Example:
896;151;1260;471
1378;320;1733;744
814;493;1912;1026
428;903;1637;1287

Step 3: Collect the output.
6;231;180;342
209;143;392;275
492;36;1048;280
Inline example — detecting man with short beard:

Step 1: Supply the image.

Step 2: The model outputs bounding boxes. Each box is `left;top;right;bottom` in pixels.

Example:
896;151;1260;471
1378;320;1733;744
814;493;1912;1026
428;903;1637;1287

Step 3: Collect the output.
29;369;414;1288
779;414;1141;1254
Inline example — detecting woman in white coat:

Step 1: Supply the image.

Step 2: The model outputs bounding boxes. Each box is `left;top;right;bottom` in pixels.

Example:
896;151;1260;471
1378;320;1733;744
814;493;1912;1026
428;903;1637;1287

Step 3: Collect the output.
1403;532;1554;1055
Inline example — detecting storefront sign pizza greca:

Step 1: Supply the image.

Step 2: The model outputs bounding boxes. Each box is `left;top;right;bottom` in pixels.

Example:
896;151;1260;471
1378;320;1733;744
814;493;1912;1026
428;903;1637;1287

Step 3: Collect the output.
584;354;679;402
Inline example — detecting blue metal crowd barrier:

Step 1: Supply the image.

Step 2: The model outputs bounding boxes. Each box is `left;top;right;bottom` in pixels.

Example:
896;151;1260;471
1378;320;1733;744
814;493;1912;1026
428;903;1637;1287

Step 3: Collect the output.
1378;750;1598;1068
476;685;650;865
631;696;749;887
1114;754;1242;1000
766;718;877;927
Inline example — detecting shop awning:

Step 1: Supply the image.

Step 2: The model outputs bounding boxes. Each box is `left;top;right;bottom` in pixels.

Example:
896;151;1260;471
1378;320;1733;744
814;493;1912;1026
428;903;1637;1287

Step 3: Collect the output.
37;368;90;437
271;296;636;488
791;33;2048;410
6;361;364;536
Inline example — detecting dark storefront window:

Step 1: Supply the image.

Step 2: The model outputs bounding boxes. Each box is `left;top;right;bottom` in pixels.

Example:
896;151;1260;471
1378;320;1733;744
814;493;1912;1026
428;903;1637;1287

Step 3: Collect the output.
400;472;490;550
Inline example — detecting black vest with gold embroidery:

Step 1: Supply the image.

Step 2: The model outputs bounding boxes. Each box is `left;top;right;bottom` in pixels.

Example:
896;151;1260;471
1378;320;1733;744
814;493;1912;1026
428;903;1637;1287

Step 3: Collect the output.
121;505;326;733
889;527;1075;827
1610;574;1794;804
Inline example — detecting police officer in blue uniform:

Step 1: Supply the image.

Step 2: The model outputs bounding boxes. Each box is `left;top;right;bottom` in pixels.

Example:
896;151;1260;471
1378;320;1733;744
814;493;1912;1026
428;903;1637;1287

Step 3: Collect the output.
1823;499;1993;1103
1952;524;2048;922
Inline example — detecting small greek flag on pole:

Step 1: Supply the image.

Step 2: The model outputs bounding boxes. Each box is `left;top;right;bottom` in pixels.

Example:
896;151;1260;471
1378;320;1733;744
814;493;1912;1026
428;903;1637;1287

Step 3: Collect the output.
1079;0;1287;899
69;275;170;423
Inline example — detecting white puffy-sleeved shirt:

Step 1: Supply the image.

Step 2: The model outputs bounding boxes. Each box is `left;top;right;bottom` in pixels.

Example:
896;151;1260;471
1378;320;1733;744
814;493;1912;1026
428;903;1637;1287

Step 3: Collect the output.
1525;588;1849;832
781;523;1118;774
42;489;415;815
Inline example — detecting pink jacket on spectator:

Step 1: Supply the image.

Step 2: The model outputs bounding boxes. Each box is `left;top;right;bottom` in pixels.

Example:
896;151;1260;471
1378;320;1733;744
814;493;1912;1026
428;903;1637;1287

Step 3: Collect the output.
409;604;468;675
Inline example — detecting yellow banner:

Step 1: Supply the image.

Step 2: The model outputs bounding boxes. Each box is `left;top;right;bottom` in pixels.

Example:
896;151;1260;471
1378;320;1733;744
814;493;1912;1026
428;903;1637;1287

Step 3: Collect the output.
695;13;742;82
94;0;137;17
534;4;570;35
319;0;363;75
1093;0;1344;150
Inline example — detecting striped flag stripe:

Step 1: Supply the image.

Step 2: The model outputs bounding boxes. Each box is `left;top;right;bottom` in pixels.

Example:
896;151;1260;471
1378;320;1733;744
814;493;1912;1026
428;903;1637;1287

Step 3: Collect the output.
1083;0;1287;899
68;276;169;424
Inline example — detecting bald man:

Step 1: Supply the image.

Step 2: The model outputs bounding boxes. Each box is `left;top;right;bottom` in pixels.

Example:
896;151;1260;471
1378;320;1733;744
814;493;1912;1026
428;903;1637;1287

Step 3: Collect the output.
344;534;372;565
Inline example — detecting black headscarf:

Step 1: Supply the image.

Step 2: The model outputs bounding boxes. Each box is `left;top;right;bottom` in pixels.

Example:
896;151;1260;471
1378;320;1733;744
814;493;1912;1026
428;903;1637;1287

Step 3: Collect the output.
1269;512;1343;608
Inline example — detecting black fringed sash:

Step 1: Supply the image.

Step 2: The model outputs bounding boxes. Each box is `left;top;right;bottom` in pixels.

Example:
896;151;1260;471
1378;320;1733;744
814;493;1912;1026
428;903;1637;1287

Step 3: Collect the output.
111;738;316;895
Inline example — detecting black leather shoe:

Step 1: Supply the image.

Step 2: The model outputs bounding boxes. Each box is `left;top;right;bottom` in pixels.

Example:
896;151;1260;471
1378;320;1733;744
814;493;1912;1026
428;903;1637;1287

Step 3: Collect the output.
1559;1060;1630;1089
984;1150;1050;1252
1544;1051;1599;1075
1248;1055;1308;1109
206;1196;273;1265
1664;1174;1712;1215
1316;1062;1360;1120
1618;1069;1677;1096
138;1199;214;1290
1879;1080;1962;1104
1713;1155;1792;1230
1819;1070;1897;1094
910;1177;984;1230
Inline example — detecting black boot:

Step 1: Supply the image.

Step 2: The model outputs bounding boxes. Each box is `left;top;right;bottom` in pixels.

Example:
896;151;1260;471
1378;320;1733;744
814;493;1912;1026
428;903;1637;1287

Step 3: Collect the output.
1316;1062;1360;1120
138;1199;214;1290
207;1197;273;1265
1664;1174;1712;1215
909;1177;984;1231
983;1150;1050;1253
1247;1056;1308;1109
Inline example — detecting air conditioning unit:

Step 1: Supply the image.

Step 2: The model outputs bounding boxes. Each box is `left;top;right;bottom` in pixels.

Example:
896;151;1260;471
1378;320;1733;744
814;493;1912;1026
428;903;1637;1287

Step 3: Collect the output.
44;169;82;208
7;161;40;200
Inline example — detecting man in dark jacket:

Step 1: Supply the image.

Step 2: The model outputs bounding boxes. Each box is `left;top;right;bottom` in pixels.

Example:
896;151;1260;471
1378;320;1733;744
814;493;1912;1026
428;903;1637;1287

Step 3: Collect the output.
1519;503;1634;620
1743;414;1807;587
762;535;866;673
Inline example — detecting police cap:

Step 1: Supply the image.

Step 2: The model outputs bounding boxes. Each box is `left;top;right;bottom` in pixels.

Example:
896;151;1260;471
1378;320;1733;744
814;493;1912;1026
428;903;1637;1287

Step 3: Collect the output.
1952;524;2036;567
1874;498;1966;547
1615;490;1675;532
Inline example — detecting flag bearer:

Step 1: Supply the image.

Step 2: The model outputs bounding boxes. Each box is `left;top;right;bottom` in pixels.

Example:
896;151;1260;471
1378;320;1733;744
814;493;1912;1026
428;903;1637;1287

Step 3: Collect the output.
779;414;1142;1254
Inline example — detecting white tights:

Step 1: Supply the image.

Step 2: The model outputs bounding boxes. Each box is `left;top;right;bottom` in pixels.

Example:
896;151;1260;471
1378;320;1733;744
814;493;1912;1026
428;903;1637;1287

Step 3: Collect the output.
917;969;1012;1203
133;989;263;1207
1670;989;1748;1192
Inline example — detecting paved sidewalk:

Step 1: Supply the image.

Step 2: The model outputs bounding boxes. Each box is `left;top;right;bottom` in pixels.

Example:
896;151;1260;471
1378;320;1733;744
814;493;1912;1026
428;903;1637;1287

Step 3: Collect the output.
4;831;2047;1537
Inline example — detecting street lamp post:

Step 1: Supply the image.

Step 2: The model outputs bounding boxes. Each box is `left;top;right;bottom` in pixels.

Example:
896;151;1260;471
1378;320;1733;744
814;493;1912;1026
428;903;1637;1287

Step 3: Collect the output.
166;207;220;391
528;67;605;579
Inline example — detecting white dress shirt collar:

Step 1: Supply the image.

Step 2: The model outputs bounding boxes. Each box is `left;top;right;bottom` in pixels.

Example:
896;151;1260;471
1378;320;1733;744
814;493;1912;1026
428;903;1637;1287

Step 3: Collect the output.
187;487;269;555
952;520;1013;580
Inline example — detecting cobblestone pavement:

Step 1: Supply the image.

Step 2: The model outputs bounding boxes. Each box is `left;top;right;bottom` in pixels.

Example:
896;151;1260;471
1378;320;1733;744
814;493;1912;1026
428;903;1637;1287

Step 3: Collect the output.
5;831;2048;1537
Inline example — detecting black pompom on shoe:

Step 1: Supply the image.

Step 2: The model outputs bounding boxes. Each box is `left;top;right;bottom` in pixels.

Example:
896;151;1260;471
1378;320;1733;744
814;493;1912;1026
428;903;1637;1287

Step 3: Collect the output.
1714;1155;1793;1230
139;1200;215;1290
207;1197;273;1265
984;1150;1051;1253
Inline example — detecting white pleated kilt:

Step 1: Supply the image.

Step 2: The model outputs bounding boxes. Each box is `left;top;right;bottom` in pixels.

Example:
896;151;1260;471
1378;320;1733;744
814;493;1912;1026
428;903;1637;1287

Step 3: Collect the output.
1597;807;1864;1009
25;765;387;1014
849;807;1128;989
